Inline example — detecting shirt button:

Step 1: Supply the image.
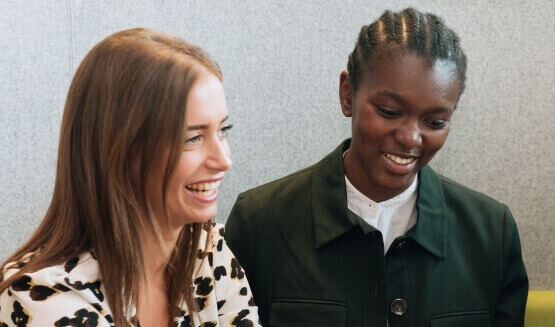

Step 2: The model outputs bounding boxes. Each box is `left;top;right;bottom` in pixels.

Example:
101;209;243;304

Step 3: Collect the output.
370;203;378;210
391;298;407;316
396;241;406;252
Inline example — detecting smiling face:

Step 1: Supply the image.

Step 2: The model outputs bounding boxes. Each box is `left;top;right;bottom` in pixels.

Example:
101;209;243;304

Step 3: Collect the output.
340;50;461;202
145;73;232;231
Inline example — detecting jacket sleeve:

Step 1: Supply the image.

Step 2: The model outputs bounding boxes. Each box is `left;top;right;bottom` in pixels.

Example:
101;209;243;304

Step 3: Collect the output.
493;205;529;327
225;193;256;287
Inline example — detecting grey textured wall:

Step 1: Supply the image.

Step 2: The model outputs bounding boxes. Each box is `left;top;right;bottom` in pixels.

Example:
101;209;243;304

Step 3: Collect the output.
1;1;553;289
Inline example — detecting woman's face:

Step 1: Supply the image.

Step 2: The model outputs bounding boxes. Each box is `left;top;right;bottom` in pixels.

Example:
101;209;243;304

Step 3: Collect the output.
340;51;461;202
146;73;232;230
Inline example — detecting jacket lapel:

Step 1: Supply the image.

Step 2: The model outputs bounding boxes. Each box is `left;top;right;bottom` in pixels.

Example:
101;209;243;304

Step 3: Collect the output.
407;165;447;259
312;140;359;249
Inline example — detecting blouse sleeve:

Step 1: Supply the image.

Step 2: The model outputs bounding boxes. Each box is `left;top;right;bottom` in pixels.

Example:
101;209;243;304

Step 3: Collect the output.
0;256;114;326
209;223;261;326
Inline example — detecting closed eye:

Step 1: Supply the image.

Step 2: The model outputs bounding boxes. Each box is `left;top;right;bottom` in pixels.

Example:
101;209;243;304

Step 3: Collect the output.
425;119;448;129
375;105;401;117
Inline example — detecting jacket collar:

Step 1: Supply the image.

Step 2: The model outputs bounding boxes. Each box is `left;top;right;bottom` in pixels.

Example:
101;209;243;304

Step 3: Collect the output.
312;139;359;249
312;139;447;259
407;165;447;259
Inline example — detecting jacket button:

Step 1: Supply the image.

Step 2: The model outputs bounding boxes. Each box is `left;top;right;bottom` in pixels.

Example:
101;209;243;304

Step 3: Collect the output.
391;298;407;316
396;241;406;252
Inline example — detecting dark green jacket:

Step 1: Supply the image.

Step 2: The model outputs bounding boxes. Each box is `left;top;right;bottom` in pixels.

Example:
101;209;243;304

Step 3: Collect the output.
226;140;528;327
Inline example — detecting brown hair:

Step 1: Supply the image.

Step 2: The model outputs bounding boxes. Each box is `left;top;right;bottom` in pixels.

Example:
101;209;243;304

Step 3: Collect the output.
0;28;222;326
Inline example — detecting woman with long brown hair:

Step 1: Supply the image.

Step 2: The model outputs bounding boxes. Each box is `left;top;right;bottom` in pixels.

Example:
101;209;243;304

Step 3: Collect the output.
0;28;260;327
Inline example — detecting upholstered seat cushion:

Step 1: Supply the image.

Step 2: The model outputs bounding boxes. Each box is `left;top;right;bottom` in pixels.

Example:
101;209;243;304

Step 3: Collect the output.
525;290;555;327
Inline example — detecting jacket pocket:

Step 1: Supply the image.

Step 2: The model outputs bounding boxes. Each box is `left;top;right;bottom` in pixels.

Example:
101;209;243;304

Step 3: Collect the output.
269;299;347;327
430;311;490;326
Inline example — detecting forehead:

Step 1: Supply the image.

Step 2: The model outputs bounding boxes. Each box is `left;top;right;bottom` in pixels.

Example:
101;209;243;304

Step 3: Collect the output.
185;73;227;124
360;50;461;106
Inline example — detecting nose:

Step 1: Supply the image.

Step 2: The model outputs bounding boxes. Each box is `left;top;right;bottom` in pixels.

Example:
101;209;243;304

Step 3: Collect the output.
394;120;422;150
206;137;232;172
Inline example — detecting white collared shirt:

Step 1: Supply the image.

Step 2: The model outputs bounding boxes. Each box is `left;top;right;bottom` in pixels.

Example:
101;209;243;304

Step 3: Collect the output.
345;174;418;254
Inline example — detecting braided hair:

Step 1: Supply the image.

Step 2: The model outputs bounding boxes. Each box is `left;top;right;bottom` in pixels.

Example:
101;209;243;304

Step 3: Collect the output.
347;8;467;98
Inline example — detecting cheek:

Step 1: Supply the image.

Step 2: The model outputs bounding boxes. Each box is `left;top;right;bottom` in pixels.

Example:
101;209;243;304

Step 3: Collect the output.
171;154;195;184
426;129;450;154
354;117;386;144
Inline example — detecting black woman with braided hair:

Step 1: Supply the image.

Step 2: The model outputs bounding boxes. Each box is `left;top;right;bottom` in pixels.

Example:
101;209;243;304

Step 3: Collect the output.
226;7;528;327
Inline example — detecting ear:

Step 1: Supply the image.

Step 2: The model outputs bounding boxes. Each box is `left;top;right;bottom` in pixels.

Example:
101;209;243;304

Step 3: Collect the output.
339;71;353;117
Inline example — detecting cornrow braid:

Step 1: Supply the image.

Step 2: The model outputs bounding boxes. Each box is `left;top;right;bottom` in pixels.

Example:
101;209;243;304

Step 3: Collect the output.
347;7;467;97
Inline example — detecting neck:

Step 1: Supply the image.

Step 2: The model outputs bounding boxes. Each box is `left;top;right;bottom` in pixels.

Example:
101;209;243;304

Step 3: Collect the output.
343;150;413;202
138;218;182;281
135;211;180;326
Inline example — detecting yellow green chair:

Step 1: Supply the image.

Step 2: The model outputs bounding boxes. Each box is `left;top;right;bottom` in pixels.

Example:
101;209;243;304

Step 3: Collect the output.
525;290;555;327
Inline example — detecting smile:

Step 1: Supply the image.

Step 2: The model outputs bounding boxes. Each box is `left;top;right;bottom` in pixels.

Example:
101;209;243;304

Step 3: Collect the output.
185;180;220;197
384;153;416;165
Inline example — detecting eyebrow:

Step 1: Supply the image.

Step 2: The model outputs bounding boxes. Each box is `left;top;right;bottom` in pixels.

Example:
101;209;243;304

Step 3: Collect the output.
375;90;454;114
186;116;229;131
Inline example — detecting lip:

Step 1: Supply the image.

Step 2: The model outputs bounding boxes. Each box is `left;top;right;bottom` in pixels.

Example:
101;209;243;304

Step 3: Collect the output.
381;152;419;174
188;176;224;184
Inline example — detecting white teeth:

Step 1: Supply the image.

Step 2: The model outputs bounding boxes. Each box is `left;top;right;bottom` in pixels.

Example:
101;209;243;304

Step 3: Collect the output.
191;189;216;197
385;153;415;165
186;181;220;195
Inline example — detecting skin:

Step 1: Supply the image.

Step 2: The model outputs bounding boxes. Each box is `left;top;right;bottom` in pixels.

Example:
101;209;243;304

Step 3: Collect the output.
144;73;233;235
137;73;232;326
339;50;461;202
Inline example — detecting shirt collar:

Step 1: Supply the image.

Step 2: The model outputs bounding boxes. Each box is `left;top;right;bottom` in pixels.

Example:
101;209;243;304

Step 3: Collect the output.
345;173;418;213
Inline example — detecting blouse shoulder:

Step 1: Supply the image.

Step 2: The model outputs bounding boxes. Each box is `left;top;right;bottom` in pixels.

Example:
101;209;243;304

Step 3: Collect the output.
186;222;261;326
202;223;250;286
0;252;114;326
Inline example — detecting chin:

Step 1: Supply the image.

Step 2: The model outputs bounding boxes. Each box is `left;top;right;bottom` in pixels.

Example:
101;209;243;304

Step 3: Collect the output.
169;212;215;229
379;175;415;192
189;209;217;223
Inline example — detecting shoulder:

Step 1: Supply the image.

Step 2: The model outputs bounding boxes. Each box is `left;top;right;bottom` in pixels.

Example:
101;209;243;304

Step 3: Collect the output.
232;165;316;222
199;223;244;281
226;166;316;243
0;252;113;326
436;172;507;214
239;164;315;204
191;224;259;325
425;169;516;237
230;141;348;225
234;141;348;213
2;251;102;300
